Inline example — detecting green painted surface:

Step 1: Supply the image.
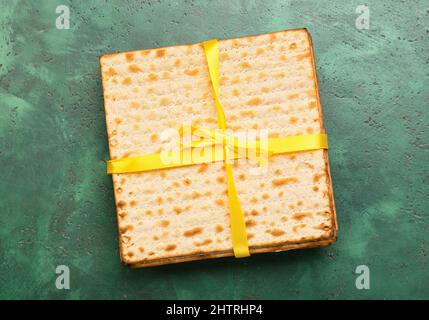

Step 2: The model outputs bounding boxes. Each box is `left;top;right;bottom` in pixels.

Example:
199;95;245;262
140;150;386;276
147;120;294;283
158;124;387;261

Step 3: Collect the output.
0;0;428;299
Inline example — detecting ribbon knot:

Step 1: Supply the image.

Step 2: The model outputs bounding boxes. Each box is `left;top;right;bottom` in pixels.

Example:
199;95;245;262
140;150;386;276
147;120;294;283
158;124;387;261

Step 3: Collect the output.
179;124;270;165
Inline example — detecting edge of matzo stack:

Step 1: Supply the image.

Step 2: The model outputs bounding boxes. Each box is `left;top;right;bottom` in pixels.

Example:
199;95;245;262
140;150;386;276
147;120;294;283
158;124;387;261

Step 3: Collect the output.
100;28;337;267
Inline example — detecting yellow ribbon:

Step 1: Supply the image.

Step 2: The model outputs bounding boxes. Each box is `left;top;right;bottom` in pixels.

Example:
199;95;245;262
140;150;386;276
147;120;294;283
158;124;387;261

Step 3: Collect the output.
106;39;329;258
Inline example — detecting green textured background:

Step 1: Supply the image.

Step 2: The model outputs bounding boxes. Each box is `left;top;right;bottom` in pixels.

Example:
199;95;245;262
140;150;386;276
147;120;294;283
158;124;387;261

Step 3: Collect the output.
0;0;428;300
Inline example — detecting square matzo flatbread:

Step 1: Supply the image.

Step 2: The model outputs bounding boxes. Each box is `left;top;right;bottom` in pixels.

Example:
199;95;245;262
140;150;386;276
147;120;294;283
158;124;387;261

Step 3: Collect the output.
100;29;337;267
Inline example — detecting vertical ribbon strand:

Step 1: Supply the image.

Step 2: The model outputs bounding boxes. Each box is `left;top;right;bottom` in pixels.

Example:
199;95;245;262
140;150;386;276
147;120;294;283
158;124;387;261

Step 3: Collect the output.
203;40;250;258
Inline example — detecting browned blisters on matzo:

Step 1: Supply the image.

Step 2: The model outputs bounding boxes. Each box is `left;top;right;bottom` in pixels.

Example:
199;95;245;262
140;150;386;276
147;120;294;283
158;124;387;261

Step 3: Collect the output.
187;191;200;199
219;76;229;85
272;177;299;186
258;72;268;79
198;163;208;173
117;200;126;209
313;223;330;231
204;117;217;123
313;186;319;192
156;196;163;205
239;61;251;69
250;196;258;204
266;229;285;237
130;101;140;109
313;173;325;183
173;206;182;214
130;200;137;207
250;209;259;216
292;212;313;221
165;244;176;251
238;173;246;181
125;53;135;62
183;178;191;186
298;52;311;61
184;227;203;237
240;110;254;117
293;224;306;232
316;211;330;217
150;133;158;143
116;187;123;194
159;220;170;228
288;116;298;124
121;235;131;244
306;127;314;134
309;101;317;109
118;211;127;219
148;73;158;81
194;239;212;247
126;251;134;258
120;224;134;233
215;199;225;206
232;88;240;96
128;64;142;73
219;52;229;60
256;47;264;55
159;98;170;106
289;43;297;50
281;216;288;222
109;138;117;147
275;72;285;79
231;76;240;84
245;219;257;228
155;49;166;58
215;225;224;233
106;67;117;77
288;93;299;100
216;176;225;184
247;97;262;106
261;86;270;93
261;194;269;200
184;68;199;76
280;55;287;61
138;247;145;253
173;59;181;67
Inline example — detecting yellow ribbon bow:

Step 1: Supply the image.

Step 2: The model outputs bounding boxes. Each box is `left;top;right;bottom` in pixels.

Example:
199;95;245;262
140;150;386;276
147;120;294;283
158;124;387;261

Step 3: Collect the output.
107;39;329;258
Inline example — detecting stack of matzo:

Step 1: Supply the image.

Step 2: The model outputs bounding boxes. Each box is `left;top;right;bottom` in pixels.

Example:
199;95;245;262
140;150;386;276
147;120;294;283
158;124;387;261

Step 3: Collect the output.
100;29;337;267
